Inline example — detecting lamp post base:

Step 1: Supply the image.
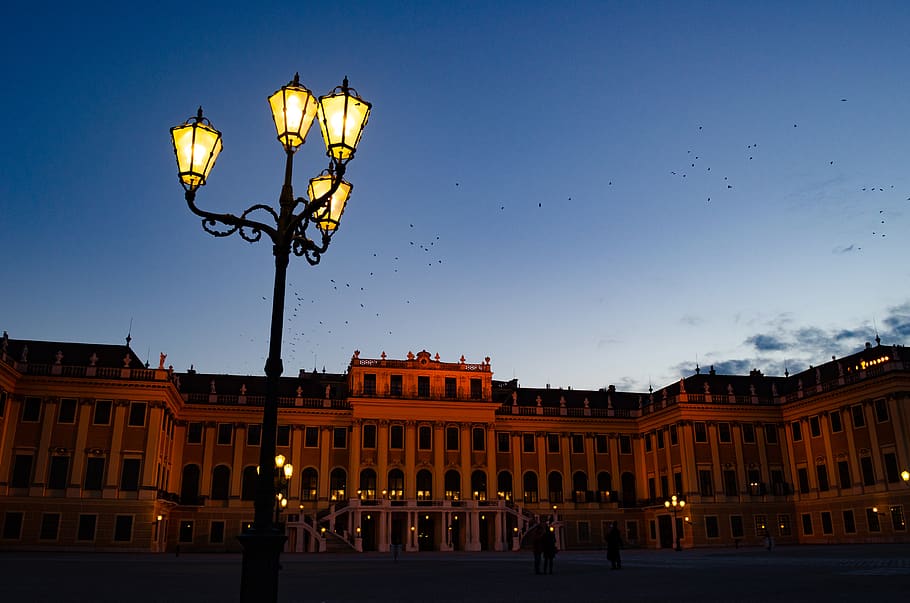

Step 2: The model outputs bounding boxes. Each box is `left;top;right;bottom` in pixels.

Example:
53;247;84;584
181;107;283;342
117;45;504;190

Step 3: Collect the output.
238;530;287;603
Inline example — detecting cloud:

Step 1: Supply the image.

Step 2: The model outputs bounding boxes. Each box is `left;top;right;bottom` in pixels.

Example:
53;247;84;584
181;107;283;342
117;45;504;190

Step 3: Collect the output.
834;244;855;254
746;334;788;352
680;314;703;326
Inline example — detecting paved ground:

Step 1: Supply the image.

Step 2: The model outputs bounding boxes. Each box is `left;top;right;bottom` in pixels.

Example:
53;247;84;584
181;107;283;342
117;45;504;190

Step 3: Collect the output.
1;545;909;602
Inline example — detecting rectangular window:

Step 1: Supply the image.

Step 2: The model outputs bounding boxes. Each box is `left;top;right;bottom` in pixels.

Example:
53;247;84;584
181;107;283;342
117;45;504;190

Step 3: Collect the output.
39;513;60;540
446;426;459;451
754;514;768;536
418;425;432;450
851;404;866;428
472;427;485;452
10;454;33;488
48;456;70;490
770;469;785;495
741;423;755;444
705;516;719;538
694;422;707;443
120;458;141;491
187;422;203;444
128;402;146;426
718;422;731;443
470;378;482;399
860;456;875;486
874;399;889;422
723;470;738;496
84;457;105;491
644;434;652;452
22;397;41;422
791;421;802;442
114;515;133;542
843;509;856;533
77;514;97;541
619;435;632;454
656;430;665;450
884;452;900;483
659;475;669;498
730;515;744;539
797;467;810;494
866;508;881;532
0;390;6;417
837;460;851;489
765;424;778;444
210;520;225;543
647;477;656;499
571;434;584;454
674;471;683;495
216;423;233;445
363;373;376;395
816;465;829;492
179;520;194;543
3;512;23;539
777;514;792;536
801;513;813;535
58;398;77;424
523;433;535;453
669;424;678;445
890;505;906;531
595;434;608;453
390;375;402;396
93;400;112;425
821;511;833;535
277;425;291;447
362;424;377;449
391;424;405;450
444;377;457;398
332;427;347;449
809;416;821;438
497;432;510;453
304;426;319;448
829;410;842;433
547;433;560;453
247;424;261;446
417;376;430;398
577;520;590;543
698;469;714;496
625;521;639;544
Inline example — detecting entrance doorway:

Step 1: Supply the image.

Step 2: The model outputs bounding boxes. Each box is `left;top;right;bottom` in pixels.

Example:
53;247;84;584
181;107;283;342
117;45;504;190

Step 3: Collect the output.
418;514;435;551
658;515;673;548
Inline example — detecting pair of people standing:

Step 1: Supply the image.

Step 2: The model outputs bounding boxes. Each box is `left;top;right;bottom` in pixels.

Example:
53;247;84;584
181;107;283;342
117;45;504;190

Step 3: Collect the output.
532;523;558;574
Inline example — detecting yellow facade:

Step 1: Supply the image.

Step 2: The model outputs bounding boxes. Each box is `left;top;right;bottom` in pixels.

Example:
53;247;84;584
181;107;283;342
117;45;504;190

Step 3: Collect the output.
1;335;908;553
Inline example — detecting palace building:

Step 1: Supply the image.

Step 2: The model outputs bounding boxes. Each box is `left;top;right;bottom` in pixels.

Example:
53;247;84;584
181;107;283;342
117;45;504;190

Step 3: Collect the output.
0;331;908;553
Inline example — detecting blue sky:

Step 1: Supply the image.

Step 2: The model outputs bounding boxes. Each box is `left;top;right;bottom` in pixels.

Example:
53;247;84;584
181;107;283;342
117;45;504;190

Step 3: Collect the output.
2;1;910;390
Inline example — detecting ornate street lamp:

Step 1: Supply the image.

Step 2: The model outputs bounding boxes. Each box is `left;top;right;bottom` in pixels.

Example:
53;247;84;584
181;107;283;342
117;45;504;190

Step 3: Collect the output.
170;73;371;603
664;494;686;551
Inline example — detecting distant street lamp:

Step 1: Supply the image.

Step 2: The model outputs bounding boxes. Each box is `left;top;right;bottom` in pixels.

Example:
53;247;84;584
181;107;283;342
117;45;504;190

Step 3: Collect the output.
664;494;686;551
274;455;293;525
901;470;910;484
170;73;370;603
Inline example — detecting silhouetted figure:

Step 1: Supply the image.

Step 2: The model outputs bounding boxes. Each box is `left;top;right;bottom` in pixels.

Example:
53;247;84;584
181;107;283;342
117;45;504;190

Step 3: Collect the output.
606;522;623;569
391;533;402;562
531;525;545;574
542;525;557;574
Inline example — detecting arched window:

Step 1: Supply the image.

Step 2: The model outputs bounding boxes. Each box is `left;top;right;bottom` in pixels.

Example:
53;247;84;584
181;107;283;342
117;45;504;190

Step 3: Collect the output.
330;468;346;501
471;470;487;500
181;464;201;504
300;467;318;501
573;471;588;503
241;465;258;501
416;469;433;500
444;469;461;500
497;470;513;501
548;471;563;503
359;468;377;499
388;468;404;500
597;471;613;502
523;471;538;503
211;465;231;501
621;472;636;507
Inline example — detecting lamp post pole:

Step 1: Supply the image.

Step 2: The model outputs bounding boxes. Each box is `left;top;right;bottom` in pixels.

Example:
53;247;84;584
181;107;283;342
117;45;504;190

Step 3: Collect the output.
664;495;686;551
170;74;370;603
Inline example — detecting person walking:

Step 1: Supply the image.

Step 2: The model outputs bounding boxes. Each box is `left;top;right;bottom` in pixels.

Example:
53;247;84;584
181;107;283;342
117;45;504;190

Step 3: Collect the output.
531;525;545;574
542;523;558;574
606;521;623;570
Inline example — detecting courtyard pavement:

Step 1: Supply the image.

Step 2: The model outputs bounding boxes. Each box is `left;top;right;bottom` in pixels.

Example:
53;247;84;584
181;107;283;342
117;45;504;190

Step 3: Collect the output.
1;544;909;602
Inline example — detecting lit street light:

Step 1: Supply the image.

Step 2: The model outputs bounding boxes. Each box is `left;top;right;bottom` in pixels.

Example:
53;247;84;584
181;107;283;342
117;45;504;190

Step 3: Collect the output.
170;73;370;603
664;494;686;551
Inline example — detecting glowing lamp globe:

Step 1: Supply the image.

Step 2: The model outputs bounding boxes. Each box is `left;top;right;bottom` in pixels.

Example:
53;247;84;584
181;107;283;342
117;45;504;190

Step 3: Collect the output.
307;173;353;233
170;107;222;191
268;74;318;152
317;77;371;163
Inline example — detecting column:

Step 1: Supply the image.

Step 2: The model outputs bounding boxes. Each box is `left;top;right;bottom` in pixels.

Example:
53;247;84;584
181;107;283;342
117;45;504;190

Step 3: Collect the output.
511;433;522;502
468;508;481;551
67;399;93;494
350;419;362;495
732;423;746;500
485;424;497;499
560;433;571;502
291;425;304;501
31;397;59;493
864;402;884;484
585;433;596;499
405;421;417;498
460;424;471;499
843;411;861;488
680;423;697;497
609;435;621;500
536;432;546;503
200;422;216;496
230;423;246;502
318;426;331;500
141;404;165;500
707;423;722;501
104;401;129;496
0;395;21;495
433;422;445;499
889;395;909;470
